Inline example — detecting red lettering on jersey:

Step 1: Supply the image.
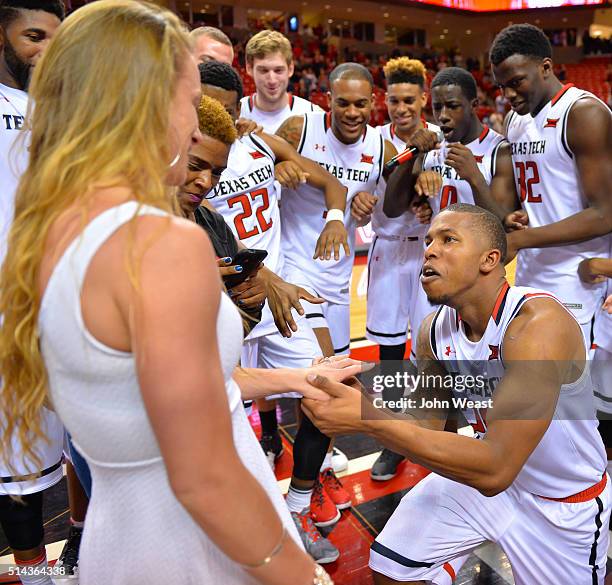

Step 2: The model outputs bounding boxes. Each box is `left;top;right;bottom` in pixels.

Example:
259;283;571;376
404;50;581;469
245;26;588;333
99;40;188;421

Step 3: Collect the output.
515;161;542;203
445;345;455;356
249;151;265;159
314;144;326;151
360;154;374;164
227;188;273;239
544;118;559;129
473;155;484;164
471;408;488;434
440;185;458;209
488;344;499;360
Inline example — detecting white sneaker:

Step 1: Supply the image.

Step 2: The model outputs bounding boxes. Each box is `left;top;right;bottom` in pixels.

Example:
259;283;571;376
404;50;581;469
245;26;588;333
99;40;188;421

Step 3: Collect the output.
331;447;348;473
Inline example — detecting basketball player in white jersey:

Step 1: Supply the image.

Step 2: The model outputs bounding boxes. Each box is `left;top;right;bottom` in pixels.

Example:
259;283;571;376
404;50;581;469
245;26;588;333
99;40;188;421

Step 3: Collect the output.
385;67;515;222
378;67;517;480
490;24;611;344
0;3;69;583
275;61;397;543
356;58;440;366
239;30;321;134
304;204;611;585
354;58;443;481
234;29;342;472
277;62;397;357
199;61;348;563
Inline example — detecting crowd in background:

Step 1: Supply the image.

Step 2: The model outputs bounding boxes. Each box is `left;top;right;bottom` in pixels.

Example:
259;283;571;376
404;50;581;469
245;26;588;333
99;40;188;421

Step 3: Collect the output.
226;28;611;130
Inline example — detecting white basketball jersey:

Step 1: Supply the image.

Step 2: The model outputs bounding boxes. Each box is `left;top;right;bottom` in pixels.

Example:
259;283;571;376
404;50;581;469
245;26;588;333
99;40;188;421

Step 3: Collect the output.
430;282;606;497
0;407;64;496
593;235;612;353
0;83;28;264
506;84;610;323
239;93;321;134
373;121;441;238
207;133;281;339
422;125;506;216
0;85;65;495
281;111;385;304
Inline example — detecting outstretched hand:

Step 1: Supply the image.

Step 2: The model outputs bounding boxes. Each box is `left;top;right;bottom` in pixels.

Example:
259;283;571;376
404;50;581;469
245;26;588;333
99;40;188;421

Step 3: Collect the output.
301;372;373;435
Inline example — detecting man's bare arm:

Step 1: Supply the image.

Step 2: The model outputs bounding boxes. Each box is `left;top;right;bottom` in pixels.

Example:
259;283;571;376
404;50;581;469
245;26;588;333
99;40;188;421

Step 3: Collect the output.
489;142;520;217
383;130;438;218
303;298;580;496
365;298;579;494
275;115;306;151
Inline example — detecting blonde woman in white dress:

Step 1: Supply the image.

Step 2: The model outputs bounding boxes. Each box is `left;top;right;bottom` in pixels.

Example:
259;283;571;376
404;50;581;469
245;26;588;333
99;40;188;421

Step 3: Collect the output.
0;2;356;583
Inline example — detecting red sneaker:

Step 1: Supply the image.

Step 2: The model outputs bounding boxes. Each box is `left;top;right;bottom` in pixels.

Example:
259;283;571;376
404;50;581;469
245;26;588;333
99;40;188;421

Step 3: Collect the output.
320;467;352;510
310;478;341;527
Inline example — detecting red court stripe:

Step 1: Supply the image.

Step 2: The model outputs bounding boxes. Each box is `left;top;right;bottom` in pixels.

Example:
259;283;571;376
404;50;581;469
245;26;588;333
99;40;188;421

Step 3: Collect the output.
326;513;375;585
340;462;429;507
350;345;379;362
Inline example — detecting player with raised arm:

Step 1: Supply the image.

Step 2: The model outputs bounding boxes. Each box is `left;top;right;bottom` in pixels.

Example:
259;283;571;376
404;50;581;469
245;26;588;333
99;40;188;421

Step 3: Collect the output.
303;204;610;585
490;24;611;343
384;67;515;223
354;58;442;481
236;29;344;472
276;62;397;361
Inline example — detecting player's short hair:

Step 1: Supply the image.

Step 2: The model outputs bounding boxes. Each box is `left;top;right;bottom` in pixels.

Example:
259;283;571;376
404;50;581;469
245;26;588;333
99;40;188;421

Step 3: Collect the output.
384;57;426;88
189;26;232;47
245;30;292;66
329;62;373;89
198;60;243;102
489;24;552;66
198;95;237;146
430;67;477;101
442;203;507;261
0;0;65;28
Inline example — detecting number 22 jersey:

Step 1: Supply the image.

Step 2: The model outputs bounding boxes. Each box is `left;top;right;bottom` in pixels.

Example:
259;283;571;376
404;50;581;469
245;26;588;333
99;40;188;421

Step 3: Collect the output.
207;133;282;339
209;133;283;276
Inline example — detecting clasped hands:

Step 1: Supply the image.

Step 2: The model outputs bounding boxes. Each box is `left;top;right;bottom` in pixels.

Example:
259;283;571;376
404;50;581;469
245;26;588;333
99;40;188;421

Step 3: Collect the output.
296;355;377;436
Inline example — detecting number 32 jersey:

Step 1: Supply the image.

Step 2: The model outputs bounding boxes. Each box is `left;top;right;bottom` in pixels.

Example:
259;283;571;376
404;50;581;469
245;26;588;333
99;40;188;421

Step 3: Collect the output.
506;84;609;324
209;133;283;276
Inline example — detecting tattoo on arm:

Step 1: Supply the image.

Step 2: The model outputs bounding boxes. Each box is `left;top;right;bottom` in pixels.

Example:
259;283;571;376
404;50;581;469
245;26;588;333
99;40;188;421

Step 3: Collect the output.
275;116;305;150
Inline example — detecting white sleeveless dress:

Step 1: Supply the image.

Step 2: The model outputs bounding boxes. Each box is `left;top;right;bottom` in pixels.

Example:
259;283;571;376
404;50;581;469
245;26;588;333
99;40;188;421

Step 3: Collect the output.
38;202;300;584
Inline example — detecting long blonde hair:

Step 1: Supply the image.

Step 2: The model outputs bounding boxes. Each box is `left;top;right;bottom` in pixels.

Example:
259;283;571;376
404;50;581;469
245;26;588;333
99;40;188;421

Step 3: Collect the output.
0;0;191;468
